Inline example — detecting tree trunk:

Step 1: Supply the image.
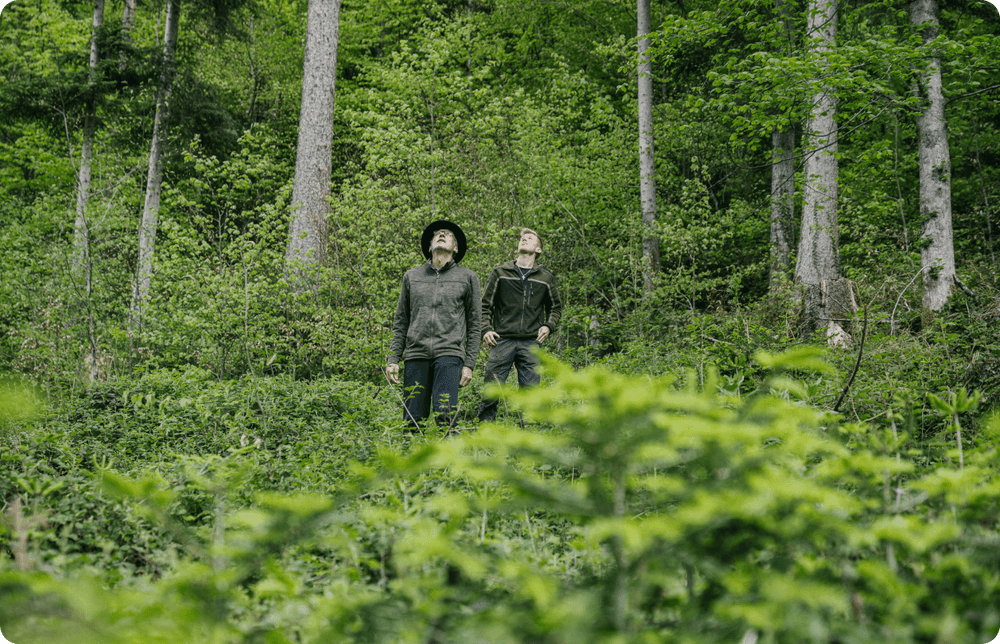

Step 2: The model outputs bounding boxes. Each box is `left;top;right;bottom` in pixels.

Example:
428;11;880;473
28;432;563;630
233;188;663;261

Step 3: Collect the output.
122;0;135;33
770;128;795;287
130;0;180;331
769;0;795;289
285;0;341;279
76;0;105;380
120;0;135;69
637;0;659;293
911;0;955;313
74;0;104;275
795;0;842;338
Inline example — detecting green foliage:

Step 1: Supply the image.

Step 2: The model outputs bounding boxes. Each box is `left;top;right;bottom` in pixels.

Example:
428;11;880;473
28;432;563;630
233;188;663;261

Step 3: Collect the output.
4;351;1000;642
0;377;43;435
2;0;1000;638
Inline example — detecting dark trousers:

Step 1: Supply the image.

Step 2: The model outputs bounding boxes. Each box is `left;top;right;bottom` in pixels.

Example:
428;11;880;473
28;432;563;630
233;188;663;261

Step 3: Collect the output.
403;356;463;427
477;338;540;422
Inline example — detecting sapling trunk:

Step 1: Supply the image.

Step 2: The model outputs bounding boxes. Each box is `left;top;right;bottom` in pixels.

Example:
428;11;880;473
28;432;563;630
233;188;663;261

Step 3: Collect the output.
952;410;963;470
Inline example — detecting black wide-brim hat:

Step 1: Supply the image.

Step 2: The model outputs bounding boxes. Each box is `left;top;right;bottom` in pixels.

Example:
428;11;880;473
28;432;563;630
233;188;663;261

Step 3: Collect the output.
421;220;467;263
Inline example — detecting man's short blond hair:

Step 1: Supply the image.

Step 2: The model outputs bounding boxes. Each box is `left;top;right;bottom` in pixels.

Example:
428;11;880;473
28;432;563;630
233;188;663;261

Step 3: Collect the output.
521;228;542;255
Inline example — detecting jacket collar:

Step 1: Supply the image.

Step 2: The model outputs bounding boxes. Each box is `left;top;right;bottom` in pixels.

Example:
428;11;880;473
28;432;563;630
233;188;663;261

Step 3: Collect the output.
427;258;456;273
505;259;540;274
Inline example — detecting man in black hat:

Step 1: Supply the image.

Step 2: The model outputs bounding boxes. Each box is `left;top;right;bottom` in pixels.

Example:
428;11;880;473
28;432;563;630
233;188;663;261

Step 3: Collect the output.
386;221;481;427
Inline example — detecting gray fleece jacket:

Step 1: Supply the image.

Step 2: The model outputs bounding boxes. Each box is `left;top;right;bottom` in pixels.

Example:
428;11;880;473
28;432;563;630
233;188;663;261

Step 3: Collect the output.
387;260;482;369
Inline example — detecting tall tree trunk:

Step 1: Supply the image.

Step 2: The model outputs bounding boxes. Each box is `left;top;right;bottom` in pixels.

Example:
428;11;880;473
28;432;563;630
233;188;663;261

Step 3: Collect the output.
74;0;104;274
122;0;135;34
770;129;795;286
130;0;180;332
76;0;105;380
119;0;135;69
285;0;341;279
911;0;955;313
769;0;795;289
637;0;659;293
795;0;843;338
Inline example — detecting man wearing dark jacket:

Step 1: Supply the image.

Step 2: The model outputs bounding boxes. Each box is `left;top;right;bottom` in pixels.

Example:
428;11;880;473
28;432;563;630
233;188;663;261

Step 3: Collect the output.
387;221;481;427
478;228;562;422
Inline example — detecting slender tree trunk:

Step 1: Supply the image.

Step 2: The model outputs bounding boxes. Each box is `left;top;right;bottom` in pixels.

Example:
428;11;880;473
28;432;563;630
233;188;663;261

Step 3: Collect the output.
795;0;842;338
76;0;105;380
637;0;659;293
769;0;795;289
770;128;795;286
285;0;341;279
74;0;104;274
130;0;180;332
972;122;996;268
122;0;135;32
911;0;955;313
119;0;135;69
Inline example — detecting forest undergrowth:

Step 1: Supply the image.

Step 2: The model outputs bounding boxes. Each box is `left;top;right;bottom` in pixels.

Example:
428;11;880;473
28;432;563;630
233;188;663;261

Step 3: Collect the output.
2;287;1000;644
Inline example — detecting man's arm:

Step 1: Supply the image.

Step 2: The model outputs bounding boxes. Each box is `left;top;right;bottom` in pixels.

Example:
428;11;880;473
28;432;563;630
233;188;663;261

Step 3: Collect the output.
479;268;499;339
461;272;482;386
540;272;562;339
386;274;411;379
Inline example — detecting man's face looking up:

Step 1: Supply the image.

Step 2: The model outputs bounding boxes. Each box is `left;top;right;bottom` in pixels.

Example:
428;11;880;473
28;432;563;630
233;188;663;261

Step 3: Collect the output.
518;232;541;255
430;229;457;256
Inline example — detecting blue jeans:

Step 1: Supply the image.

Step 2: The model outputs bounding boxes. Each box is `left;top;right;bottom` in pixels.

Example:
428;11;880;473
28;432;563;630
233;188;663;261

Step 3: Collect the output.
477;338;540;422
403;356;463;427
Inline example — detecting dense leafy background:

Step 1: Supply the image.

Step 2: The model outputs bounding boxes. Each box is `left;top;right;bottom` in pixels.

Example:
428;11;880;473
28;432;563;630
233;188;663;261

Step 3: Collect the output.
1;0;1000;640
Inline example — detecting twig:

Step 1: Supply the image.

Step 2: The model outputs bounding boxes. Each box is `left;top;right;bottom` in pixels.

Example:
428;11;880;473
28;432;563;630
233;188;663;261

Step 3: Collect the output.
953;273;977;302
889;266;931;335
833;304;868;413
383;367;424;432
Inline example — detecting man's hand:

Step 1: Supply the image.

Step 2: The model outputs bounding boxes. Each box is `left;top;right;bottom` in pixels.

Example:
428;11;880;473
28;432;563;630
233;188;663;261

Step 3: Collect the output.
536;326;550;343
386;363;400;385
460;366;473;387
483;331;500;347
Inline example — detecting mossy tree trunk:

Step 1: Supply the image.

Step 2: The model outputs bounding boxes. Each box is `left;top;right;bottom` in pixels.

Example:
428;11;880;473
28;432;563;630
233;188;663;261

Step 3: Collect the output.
911;0;955;314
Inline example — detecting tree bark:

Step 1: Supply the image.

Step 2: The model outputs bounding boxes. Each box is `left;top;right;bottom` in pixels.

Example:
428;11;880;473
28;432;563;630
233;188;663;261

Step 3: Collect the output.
74;0;104;275
911;0;955;313
119;0;135;69
770;127;795;287
285;0;342;279
769;0;795;289
76;0;105;380
637;0;659;293
130;0;180;331
795;0;841;337
122;0;135;33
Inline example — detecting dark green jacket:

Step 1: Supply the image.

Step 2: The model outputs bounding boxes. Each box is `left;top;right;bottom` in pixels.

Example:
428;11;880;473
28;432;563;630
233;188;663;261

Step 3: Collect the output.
481;260;562;340
387;260;482;369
